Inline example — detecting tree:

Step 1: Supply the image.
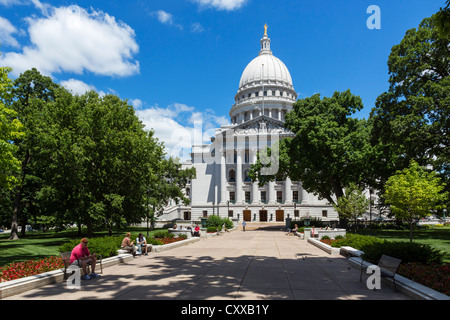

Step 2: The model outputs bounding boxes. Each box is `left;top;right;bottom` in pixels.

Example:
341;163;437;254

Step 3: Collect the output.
333;183;369;232
436;0;450;38
5;68;58;239
250;90;373;210
33;89;169;237
384;160;448;243
369;14;450;196
0;65;24;190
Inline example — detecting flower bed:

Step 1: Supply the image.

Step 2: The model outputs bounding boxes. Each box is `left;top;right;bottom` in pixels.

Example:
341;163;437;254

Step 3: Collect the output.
0;256;64;283
158;237;186;245
397;262;450;296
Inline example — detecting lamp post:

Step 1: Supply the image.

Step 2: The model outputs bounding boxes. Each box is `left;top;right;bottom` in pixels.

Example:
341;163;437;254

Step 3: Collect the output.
227;200;230;217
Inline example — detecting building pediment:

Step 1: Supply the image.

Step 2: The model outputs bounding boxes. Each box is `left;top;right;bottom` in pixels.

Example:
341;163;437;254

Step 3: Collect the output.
231;115;293;136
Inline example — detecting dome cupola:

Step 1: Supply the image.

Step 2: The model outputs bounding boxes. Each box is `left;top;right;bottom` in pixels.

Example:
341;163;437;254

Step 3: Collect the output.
230;25;297;125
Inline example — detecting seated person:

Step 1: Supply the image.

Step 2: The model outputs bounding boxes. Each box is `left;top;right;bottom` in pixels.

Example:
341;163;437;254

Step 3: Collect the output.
70;238;99;280
222;223;230;233
286;224;299;236
193;224;200;237
121;232;136;257
172;224;177;230
136;233;148;255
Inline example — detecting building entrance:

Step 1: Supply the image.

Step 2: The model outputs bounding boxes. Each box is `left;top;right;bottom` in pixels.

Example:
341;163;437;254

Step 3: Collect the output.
243;210;251;222
276;210;284;222
259;210;268;222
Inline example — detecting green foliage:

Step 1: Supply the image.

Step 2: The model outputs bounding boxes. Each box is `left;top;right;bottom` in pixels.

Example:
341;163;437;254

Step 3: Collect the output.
207;226;219;233
206;215;233;229
290;217;324;228
369;14;450;196
329;233;385;250
333;183;369;227
152;231;174;239
361;241;445;266
384;160;448;242
251;90;372;207
58;236;123;259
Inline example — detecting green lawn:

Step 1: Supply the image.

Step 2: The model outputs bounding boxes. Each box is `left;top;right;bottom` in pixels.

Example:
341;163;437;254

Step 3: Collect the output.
0;227;161;267
354;226;450;263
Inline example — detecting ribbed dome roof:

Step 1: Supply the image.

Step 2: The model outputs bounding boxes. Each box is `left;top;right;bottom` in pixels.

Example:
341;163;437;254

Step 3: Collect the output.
239;54;293;89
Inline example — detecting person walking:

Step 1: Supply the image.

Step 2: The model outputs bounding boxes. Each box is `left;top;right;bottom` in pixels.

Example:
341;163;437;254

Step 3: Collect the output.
242;221;246;232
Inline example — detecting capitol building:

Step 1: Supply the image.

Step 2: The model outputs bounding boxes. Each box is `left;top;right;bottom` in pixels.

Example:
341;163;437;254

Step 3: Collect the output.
161;26;339;225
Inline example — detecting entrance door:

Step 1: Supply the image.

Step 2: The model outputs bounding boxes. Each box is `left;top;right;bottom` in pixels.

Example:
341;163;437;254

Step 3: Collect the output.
259;210;268;222
276;210;284;222
243;210;251;222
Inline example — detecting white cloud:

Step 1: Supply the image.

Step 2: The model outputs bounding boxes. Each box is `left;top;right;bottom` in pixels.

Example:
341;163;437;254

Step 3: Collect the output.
190;22;204;33
0;16;20;48
191;0;248;11
0;0;24;6
151;10;183;30
1;5;140;77
60;78;105;96
129;98;143;109
136;103;230;161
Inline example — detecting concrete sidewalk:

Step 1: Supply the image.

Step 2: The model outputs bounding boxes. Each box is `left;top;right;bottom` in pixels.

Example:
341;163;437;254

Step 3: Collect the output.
4;225;410;300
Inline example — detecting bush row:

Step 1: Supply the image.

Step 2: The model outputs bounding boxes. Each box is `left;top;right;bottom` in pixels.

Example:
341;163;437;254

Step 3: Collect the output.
322;233;446;266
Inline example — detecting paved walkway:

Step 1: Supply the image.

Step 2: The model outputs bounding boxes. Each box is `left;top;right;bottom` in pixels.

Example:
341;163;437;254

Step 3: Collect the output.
5;224;410;300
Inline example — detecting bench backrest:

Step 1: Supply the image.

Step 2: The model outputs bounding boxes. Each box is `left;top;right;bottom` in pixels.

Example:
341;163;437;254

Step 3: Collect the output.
378;255;401;276
60;252;71;267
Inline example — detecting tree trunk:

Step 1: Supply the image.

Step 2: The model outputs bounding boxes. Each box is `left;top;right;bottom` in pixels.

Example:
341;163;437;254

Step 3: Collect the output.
409;219;413;243
9;192;21;240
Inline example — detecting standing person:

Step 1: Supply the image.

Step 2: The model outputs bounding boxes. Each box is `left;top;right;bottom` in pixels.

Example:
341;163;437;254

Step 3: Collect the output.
121;232;137;257
70;238;100;280
242;221;246;232
136;233;148;255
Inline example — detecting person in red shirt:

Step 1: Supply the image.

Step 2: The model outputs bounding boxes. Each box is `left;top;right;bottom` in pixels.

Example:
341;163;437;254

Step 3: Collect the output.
70;238;99;280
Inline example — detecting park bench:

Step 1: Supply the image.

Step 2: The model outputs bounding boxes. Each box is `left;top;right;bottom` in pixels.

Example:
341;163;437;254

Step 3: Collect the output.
359;254;402;291
60;252;103;280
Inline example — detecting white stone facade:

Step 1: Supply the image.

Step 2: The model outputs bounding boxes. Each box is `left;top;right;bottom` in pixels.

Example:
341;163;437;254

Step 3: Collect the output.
161;27;339;224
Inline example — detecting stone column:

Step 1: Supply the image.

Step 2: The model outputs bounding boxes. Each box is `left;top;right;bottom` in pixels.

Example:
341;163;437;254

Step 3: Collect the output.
285;177;293;204
220;150;226;204
268;180;275;204
236;149;243;204
251;149;260;203
300;182;308;204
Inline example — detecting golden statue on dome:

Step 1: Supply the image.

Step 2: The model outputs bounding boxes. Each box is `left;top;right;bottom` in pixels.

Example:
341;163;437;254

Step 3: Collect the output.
264;24;268;36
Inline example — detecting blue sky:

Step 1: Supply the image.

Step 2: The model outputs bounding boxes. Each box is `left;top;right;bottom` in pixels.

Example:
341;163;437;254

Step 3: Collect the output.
0;0;445;159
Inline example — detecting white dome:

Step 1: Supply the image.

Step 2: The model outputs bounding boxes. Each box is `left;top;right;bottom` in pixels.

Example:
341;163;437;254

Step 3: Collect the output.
239;54;293;89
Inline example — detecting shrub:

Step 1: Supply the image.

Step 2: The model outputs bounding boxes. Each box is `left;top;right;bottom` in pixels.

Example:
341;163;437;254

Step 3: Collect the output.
153;231;174;239
207;226;219;233
147;238;164;245
206;216;234;229
59;236;123;259
321;235;331;240
334;235;344;240
360;241;445;265
329;233;384;249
